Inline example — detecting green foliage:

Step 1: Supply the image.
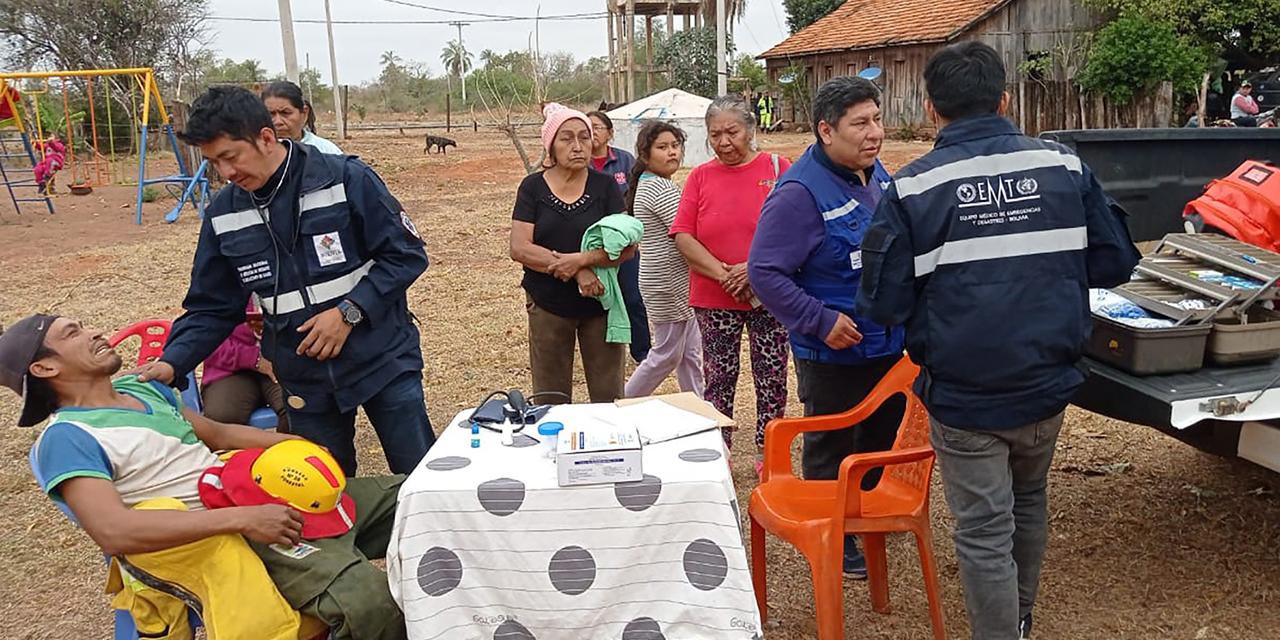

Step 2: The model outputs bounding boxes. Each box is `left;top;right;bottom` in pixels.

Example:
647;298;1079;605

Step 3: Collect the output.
440;41;474;80
1017;51;1054;81
655;27;733;97
140;186;159;203
778;64;813;124
782;0;846;34
0;0;208;100
1078;14;1206;103
1083;0;1280;61
29;99;84;140
730;54;768;93
202;58;267;84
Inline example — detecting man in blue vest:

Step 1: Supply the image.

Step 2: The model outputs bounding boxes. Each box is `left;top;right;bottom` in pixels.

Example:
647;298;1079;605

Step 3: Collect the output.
133;86;436;478
857;42;1139;640
748;76;906;579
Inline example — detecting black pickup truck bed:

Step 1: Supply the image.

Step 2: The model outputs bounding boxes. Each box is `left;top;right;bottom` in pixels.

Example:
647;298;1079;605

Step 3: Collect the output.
1040;128;1280;472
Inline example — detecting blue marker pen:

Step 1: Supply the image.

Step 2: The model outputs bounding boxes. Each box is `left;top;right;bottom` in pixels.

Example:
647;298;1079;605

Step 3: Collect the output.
1242;254;1258;264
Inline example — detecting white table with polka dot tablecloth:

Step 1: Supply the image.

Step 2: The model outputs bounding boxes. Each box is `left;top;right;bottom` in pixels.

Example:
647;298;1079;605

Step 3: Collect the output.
387;404;764;640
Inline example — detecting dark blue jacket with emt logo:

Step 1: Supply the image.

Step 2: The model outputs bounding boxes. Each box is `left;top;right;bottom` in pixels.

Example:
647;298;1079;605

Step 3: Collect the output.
162;142;429;414
855;115;1140;430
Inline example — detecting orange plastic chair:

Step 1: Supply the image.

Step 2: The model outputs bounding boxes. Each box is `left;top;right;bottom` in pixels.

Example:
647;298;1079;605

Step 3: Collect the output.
748;357;946;640
108;319;172;366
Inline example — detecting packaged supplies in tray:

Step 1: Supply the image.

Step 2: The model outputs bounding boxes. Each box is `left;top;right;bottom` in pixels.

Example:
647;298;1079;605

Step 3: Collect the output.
1187;269;1265;290
1090;289;1175;329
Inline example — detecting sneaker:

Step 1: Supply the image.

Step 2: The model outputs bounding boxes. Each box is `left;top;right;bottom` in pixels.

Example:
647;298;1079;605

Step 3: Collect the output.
1019;612;1033;639
842;535;867;580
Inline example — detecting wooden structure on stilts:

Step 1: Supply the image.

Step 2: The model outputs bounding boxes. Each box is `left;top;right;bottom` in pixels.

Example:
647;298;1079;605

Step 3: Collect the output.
606;0;704;105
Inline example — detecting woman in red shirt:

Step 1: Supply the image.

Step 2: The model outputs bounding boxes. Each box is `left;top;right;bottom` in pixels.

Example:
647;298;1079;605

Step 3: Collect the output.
671;94;791;461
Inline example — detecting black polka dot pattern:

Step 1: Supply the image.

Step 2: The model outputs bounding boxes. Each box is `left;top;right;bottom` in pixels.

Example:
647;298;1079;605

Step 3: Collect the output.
477;478;526;516
493;619;536;639
415;546;462;597
548;545;597;595
683;539;728;591
425;456;471;471
621;617;666;639
614;474;662;512
510;434;539;448
678;448;722;463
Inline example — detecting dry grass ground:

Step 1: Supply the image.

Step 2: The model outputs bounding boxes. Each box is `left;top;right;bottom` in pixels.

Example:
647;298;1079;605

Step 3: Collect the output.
0;129;1277;640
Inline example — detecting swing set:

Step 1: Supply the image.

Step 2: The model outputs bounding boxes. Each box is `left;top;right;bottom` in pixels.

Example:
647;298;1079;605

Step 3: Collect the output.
0;67;208;225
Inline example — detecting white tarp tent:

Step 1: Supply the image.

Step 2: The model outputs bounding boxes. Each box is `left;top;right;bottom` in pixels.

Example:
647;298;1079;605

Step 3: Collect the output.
607;88;713;168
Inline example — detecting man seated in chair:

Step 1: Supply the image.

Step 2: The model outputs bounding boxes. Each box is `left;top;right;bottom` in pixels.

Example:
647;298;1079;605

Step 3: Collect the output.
0;314;409;640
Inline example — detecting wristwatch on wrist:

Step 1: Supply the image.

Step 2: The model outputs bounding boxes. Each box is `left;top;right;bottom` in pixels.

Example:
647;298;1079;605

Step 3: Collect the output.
337;299;364;326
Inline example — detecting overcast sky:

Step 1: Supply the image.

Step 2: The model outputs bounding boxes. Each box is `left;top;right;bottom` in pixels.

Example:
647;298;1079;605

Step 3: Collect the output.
206;0;792;84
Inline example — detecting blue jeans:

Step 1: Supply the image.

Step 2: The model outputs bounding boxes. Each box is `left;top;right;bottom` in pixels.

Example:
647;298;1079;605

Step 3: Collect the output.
287;371;436;476
618;254;651;363
930;412;1063;640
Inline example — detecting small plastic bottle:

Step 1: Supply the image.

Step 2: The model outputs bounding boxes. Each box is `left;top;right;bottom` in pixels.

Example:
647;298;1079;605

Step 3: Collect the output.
537;421;564;459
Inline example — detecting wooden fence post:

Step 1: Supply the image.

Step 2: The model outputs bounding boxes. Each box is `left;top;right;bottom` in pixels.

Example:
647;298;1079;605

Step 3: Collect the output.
340;85;350;139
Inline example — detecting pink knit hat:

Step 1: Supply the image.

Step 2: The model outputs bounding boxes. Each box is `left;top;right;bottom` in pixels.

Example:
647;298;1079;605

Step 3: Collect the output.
541;102;593;155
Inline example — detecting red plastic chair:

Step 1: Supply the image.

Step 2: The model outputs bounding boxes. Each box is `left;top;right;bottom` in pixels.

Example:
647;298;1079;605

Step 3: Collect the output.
108;320;173;366
749;357;946;640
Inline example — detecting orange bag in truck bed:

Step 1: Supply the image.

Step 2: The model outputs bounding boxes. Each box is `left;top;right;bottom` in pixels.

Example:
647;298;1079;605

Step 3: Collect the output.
1184;160;1280;251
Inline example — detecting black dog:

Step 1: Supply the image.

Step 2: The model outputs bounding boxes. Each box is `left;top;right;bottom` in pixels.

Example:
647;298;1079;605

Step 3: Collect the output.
424;135;457;155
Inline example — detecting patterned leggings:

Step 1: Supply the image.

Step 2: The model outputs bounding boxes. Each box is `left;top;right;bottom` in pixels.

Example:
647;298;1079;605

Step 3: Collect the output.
694;307;790;450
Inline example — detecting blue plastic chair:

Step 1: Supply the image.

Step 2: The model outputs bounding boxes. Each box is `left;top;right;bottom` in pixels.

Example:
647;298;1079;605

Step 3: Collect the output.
29;444;203;639
179;371;278;430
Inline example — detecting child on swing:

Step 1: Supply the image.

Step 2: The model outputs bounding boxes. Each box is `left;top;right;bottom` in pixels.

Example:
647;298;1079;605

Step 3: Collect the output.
32;137;65;195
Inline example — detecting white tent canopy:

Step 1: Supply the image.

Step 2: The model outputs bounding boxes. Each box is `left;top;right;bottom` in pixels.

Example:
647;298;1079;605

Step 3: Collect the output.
607;88;713;168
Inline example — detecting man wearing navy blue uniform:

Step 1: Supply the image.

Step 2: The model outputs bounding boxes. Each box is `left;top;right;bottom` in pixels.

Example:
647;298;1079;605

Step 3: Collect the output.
135;86;435;477
856;43;1140;640
749;76;906;579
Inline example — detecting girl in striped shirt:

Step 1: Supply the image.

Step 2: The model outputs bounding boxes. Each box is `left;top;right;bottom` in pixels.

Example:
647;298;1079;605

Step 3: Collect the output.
624;121;705;398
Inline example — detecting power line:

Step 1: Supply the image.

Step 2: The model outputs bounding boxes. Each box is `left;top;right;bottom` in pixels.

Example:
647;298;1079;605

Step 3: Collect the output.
374;0;603;21
768;0;788;37
209;14;604;25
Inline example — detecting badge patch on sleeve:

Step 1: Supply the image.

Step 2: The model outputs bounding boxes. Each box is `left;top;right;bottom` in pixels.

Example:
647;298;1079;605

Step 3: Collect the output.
401;211;421;239
313;233;347;267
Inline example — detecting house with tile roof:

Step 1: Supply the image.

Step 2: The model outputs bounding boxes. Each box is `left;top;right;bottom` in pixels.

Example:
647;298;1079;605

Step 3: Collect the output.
758;0;1100;128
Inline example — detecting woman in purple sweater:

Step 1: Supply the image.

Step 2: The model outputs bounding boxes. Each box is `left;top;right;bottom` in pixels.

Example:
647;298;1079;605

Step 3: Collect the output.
200;301;289;431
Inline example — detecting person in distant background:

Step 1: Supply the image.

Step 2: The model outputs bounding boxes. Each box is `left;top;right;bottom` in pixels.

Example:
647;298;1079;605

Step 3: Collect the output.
1231;80;1260;127
588;110;651;364
201;300;289;432
262;81;344;154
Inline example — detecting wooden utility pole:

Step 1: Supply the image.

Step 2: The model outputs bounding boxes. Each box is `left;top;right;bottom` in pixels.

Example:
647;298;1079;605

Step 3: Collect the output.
625;0;636;103
606;1;617;103
645;15;654;95
715;0;727;95
277;0;300;83
324;0;345;139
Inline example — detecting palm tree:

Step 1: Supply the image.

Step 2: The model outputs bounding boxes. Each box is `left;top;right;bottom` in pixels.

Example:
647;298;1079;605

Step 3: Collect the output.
699;0;746;24
479;48;499;70
440;40;473;80
380;51;403;70
440;40;474;102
